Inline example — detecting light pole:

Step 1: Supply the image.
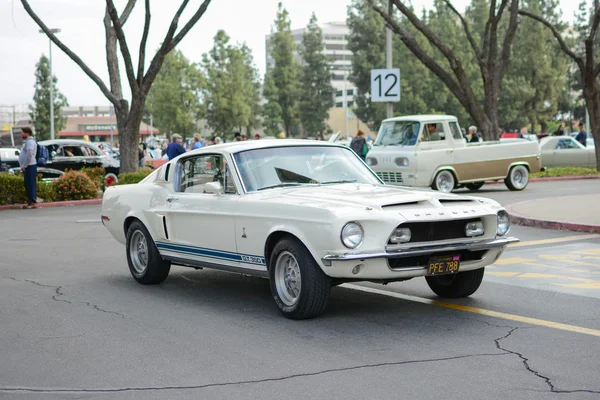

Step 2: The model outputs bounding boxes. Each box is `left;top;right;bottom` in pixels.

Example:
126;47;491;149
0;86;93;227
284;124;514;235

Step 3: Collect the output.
386;0;393;119
40;29;61;140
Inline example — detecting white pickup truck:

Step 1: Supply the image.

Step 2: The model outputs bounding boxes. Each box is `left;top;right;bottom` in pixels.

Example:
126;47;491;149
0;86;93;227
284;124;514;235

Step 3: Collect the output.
367;115;542;193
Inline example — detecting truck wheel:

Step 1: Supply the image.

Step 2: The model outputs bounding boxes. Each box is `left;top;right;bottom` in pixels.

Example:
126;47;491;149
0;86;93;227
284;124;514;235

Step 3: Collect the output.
126;221;170;284
426;268;485;298
432;170;455;193
269;238;330;320
465;182;485;191
505;165;529;191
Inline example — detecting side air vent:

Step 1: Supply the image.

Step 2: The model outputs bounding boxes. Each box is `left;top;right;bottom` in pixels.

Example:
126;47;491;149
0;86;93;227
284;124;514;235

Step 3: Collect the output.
162;216;169;239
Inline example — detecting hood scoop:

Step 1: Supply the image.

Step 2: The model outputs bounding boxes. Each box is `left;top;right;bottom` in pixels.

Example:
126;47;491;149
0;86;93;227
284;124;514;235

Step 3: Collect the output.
438;199;477;206
381;201;421;208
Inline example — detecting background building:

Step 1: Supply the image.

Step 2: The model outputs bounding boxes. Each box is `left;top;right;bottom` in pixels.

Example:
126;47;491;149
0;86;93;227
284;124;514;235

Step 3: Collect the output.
265;21;357;108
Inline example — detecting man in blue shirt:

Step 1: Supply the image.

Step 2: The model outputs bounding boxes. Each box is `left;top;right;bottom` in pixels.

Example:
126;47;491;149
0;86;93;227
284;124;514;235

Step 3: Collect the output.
575;123;588;147
167;134;186;160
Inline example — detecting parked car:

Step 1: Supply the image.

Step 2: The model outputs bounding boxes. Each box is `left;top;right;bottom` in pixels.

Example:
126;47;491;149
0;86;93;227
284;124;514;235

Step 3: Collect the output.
39;139;120;185
9;167;64;181
540;136;596;168
367;115;543;193
101;140;518;319
0;147;21;170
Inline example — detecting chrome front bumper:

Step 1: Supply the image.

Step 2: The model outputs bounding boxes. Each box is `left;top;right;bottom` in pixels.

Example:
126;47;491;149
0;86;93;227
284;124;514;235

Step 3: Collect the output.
321;237;519;264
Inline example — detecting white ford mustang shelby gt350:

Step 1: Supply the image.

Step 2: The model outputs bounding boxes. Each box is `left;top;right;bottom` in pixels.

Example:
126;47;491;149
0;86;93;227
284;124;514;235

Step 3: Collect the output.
101;140;518;319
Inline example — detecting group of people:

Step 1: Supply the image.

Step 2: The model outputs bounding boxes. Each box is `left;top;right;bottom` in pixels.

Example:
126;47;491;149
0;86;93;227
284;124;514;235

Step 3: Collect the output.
160;131;263;161
554;122;588;146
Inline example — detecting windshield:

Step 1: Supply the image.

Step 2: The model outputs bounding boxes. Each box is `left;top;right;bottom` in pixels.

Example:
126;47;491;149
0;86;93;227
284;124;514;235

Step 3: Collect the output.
233;145;382;192
374;121;421;146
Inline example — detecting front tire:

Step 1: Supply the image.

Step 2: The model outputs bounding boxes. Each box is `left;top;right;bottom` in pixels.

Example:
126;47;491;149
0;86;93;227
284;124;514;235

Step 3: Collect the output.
269;238;330;319
432;170;455;193
425;268;485;298
126;221;170;284
505;165;529;191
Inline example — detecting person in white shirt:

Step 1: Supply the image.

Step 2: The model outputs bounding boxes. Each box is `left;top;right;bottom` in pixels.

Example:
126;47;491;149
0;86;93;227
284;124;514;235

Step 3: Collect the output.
18;127;38;209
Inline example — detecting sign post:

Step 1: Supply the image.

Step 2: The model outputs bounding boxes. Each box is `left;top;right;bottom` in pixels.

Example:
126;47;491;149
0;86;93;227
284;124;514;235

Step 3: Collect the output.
386;0;393;118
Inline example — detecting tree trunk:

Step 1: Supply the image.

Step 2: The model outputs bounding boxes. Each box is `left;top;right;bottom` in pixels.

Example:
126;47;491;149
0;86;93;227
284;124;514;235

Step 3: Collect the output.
482;80;500;141
119;97;146;173
587;91;600;171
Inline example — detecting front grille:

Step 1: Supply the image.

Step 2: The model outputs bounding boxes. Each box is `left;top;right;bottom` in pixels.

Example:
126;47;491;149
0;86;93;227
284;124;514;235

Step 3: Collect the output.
377;171;403;183
388;250;488;270
389;218;481;244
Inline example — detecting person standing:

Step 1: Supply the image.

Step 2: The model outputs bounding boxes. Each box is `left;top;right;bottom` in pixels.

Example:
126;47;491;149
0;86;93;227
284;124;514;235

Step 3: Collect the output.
468;126;480;143
191;133;204;150
19;127;38;209
350;130;368;161
166;134;186;160
575;123;588;146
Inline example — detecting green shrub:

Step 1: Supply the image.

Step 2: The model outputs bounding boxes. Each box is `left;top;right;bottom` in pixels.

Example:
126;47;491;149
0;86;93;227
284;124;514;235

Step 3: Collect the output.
80;167;106;190
532;167;600;178
37;181;56;203
52;170;99;201
117;168;153;185
0;173;27;205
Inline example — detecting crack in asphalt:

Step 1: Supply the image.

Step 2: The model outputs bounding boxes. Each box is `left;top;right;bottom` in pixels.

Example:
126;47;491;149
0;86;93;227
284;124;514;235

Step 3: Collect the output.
0;352;508;394
495;327;600;395
7;277;127;319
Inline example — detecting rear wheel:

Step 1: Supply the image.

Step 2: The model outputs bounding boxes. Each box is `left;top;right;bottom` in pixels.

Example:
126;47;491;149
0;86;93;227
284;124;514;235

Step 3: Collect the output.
505;165;529;191
465;182;485;191
425;268;485;298
126;221;170;284
432;170;455;193
269;238;330;319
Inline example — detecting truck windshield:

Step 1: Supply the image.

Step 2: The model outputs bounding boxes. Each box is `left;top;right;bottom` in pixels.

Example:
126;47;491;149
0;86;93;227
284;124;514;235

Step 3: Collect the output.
374;121;421;146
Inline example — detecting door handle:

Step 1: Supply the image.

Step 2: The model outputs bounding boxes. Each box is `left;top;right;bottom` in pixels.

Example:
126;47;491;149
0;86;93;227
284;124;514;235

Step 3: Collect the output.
167;196;179;203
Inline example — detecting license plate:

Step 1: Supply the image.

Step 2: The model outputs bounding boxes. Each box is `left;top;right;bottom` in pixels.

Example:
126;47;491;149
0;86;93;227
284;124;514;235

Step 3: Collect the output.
427;255;460;276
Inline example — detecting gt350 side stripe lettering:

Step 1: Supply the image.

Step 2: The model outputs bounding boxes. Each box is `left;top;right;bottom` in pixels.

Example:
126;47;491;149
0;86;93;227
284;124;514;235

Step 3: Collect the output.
156;242;266;266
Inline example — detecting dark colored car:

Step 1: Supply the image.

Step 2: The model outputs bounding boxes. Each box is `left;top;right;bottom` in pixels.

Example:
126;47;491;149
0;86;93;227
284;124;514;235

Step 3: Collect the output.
39;139;120;184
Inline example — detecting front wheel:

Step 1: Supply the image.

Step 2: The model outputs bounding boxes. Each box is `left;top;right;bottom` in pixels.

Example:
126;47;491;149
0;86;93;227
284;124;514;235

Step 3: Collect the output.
425;268;485;298
505;165;529;191
269;238;331;319
432;170;455;193
126;221;170;284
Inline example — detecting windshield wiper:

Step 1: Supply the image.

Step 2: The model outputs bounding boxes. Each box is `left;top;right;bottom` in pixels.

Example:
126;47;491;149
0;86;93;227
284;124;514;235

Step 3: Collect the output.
257;183;304;191
318;179;357;185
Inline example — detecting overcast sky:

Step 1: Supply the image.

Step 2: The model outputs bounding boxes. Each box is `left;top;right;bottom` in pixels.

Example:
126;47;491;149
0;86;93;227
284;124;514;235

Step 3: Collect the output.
0;0;583;107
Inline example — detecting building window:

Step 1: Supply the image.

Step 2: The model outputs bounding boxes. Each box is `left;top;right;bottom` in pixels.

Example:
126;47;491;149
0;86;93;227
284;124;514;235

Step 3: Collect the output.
335;90;343;97
335;102;343;108
347;101;354;107
347;89;354;96
326;44;345;51
332;74;345;81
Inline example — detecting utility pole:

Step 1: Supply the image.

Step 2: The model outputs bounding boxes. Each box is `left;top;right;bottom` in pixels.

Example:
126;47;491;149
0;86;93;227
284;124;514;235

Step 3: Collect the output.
386;0;393;119
40;28;61;140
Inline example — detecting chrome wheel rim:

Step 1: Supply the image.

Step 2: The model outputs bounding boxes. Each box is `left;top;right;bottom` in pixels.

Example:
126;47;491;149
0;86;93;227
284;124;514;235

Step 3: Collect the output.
130;230;149;275
512;166;528;189
436;171;454;193
275;251;301;307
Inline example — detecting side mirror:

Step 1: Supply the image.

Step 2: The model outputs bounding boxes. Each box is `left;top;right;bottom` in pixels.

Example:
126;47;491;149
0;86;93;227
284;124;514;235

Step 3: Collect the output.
204;181;223;195
51;151;57;158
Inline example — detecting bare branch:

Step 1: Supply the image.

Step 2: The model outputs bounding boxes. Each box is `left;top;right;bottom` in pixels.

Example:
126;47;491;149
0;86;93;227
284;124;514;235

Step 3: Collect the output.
119;0;136;25
588;5;600;42
137;0;151;85
369;1;468;107
442;0;482;62
106;0;139;96
498;0;519;81
495;0;510;23
519;9;584;69
20;0;120;107
169;0;213;52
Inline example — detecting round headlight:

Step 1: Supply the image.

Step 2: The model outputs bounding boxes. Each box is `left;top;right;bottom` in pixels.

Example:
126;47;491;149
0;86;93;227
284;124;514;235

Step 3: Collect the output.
497;211;510;236
366;157;378;166
341;222;364;249
395;157;409;167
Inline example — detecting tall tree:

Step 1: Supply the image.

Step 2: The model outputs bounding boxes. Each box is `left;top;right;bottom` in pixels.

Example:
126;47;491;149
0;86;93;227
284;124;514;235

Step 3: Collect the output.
262;69;284;136
520;1;600;169
201;30;261;139
298;13;334;136
147;50;203;139
266;2;301;137
369;0;520;140
29;55;68;141
22;0;213;172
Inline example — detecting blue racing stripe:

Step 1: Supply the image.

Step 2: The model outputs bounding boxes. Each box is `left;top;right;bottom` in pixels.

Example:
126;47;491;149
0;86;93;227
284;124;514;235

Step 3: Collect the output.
156;242;266;266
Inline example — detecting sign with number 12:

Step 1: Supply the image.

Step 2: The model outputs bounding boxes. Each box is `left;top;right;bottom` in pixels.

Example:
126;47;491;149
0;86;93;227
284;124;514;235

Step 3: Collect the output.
370;68;400;102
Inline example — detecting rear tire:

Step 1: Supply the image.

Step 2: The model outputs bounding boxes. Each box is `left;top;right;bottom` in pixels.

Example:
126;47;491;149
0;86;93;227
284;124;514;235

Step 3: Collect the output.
465;182;485;191
425;268;485;298
269;238;330;319
126;221;170;284
505;165;529;191
432;170;455;193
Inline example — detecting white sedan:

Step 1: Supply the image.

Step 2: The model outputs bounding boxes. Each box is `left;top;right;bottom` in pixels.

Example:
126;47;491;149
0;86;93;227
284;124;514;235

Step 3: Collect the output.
540;136;596;168
102;140;518;319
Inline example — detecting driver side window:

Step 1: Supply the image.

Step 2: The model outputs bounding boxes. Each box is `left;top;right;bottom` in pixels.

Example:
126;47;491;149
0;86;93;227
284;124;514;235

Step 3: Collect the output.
556;139;579;149
177;154;237;194
421;123;446;142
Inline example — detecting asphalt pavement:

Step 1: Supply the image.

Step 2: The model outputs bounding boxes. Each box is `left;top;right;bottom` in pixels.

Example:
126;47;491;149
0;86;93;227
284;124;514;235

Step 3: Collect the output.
1;184;600;399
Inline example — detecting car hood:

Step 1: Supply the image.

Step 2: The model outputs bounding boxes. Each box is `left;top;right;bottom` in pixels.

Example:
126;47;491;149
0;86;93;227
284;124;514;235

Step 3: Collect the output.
256;183;496;212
